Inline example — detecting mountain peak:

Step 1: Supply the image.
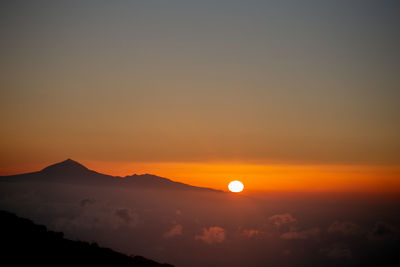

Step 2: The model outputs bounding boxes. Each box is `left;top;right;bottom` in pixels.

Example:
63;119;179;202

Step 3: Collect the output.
40;159;90;175
63;158;81;165
3;158;220;192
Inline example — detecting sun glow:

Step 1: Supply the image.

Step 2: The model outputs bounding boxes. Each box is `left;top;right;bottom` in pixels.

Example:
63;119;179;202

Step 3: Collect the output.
75;161;400;193
228;180;244;193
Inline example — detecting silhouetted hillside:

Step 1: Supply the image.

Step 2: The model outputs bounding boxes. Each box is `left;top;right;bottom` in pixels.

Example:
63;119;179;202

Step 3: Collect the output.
0;210;173;267
0;159;220;192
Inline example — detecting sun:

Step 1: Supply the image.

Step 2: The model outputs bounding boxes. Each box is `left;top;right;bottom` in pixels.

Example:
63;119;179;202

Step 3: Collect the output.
228;180;244;193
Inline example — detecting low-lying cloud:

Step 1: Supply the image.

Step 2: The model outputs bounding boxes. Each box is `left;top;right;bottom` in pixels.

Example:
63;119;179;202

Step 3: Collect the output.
163;224;183;238
114;208;137;225
79;198;95;207
328;221;360;236
195;226;226;244
321;244;352;260
268;213;297;227
280;227;320;240
368;221;397;240
242;229;260;238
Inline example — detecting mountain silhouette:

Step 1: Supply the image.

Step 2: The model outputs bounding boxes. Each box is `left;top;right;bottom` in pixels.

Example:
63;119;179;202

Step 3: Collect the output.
41;158;92;175
1;159;220;192
0;210;173;267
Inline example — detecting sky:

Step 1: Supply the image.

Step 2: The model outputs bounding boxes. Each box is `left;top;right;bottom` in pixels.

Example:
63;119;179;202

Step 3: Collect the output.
1;1;399;192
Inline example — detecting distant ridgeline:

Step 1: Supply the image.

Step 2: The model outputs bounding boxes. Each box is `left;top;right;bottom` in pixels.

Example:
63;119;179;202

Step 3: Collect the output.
0;159;220;192
0;210;173;267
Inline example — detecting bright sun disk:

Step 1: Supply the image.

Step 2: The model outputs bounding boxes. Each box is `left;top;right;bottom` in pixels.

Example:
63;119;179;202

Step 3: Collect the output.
228;180;244;193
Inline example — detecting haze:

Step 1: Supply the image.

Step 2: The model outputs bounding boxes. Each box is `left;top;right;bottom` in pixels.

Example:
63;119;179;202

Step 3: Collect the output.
1;1;400;190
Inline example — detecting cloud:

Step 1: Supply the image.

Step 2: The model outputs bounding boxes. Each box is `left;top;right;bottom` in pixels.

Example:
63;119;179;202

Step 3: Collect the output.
79;198;95;207
328;221;360;236
54;214;100;231
268;213;297;227
280;227;320;240
321;244;352;259
114;208;137;225
55;211;118;231
242;229;260;238
163;224;183;238
368;221;397;240
195;226;226;244
54;205;138;231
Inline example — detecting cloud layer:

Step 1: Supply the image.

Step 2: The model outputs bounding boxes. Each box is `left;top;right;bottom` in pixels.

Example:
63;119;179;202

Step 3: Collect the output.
195;227;226;244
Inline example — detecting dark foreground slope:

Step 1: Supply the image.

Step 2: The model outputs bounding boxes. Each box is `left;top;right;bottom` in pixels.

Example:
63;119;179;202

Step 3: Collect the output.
0;210;173;267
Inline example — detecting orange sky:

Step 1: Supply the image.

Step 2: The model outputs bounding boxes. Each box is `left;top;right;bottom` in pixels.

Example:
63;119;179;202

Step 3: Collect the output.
2;159;399;193
1;2;399;194
73;161;400;193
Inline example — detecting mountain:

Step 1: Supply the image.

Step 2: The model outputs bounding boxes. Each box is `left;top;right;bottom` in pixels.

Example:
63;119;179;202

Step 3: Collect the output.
41;158;94;176
0;159;220;192
0;210;173;267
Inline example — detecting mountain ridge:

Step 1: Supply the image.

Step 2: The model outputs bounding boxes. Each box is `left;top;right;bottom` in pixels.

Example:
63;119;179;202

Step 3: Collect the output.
0;210;173;267
0;159;222;192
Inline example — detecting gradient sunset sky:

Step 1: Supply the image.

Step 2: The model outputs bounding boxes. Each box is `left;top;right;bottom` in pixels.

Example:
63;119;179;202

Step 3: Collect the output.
1;1;399;192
